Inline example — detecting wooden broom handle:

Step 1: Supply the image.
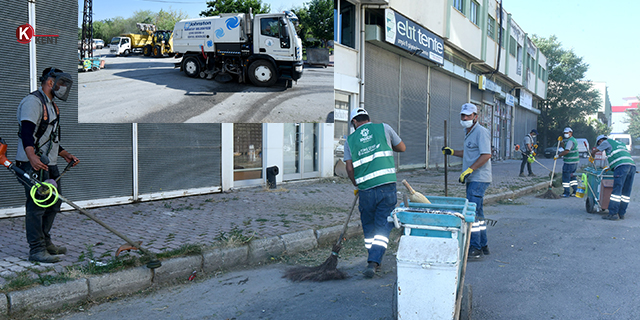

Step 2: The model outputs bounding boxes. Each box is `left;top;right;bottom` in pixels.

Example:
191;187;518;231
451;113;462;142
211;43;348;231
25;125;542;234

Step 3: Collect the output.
401;179;416;195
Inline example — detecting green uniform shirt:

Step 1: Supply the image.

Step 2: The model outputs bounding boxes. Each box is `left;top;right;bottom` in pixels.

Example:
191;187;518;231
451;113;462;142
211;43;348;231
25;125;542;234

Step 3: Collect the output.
347;123;396;190
602;139;635;169
562;137;579;164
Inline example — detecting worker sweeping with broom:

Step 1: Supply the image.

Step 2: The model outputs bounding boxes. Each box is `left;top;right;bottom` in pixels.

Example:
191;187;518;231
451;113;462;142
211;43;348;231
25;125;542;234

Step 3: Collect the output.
344;107;406;278
555;127;579;197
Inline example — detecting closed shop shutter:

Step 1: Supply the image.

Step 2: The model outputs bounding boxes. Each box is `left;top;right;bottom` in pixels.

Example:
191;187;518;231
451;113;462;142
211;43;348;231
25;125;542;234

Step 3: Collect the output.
428;69;450;167
470;87;483;104
514;107;528;154
138;124;222;194
449;76;468;155
398;58;428;167
0;1;30;209
364;44;400;166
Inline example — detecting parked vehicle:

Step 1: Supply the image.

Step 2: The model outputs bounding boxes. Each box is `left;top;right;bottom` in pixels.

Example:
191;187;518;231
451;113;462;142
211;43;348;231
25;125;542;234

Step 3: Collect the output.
93;39;105;49
576;138;590;158
608;133;632;152
110;23;173;57
172;11;303;86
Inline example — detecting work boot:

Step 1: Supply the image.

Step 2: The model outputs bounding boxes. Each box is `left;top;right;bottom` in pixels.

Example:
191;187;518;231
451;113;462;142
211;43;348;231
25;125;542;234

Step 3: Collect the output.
519;173;526;177
29;251;61;263
619;215;625;220
528;173;536;177
46;243;67;255
363;262;379;279
468;248;484;261
481;245;490;255
602;214;619;221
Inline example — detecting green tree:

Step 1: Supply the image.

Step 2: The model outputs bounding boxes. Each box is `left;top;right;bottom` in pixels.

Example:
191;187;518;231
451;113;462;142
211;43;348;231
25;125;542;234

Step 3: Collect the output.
200;0;270;17
533;35;602;148
625;107;640;143
305;0;333;48
155;8;189;31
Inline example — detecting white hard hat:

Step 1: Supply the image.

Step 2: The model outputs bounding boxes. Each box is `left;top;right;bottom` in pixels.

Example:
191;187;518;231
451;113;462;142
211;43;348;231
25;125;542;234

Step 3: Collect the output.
563;127;573;133
596;135;607;142
350;107;368;122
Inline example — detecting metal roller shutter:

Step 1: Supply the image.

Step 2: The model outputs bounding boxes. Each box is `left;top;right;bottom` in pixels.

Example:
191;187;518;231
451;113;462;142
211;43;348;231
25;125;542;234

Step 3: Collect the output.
364;44;400;131
428;69;450;167
449;76;468;155
137;124;222;194
364;44;400;167
398;58;428;167
0;1;30;209
470;87;483;104
514;107;528;155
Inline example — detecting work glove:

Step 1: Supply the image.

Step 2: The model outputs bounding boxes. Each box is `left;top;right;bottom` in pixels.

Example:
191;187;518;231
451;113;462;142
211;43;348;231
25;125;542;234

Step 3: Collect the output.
534;144;538;149
459;168;473;184
354;189;358;196
442;146;454;155
532;152;537;156
588;156;595;163
558;136;563;141
553;155;558;160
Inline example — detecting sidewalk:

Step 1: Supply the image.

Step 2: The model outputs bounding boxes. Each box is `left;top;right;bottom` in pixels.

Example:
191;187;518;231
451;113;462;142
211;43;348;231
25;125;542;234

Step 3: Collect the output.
0;158;564;315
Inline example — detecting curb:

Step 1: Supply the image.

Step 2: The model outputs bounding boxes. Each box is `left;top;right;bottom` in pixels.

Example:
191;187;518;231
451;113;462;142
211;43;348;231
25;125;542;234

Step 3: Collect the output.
0;181;545;317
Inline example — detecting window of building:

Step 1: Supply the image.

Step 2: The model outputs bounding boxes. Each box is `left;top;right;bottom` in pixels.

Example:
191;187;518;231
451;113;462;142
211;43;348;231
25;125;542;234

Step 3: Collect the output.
530;57;535;73
509;36;516;56
233;124;263;181
470;1;479;25
487;15;495;39
516;44;523;75
453;0;464;13
337;0;356;49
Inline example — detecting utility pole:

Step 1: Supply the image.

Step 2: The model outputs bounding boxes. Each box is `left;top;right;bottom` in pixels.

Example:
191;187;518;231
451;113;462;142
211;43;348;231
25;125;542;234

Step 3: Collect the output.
81;0;93;59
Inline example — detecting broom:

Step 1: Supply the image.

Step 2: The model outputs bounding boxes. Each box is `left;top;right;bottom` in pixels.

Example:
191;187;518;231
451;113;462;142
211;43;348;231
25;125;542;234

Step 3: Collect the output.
401;180;431;203
537;136;563;199
283;193;359;281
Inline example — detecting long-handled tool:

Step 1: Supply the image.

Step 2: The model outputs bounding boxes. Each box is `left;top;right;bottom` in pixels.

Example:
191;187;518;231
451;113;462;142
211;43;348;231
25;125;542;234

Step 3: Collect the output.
444;120;448;196
283;193;359;281
401;179;431;204
0;138;161;269
538;137;563;199
514;145;553;173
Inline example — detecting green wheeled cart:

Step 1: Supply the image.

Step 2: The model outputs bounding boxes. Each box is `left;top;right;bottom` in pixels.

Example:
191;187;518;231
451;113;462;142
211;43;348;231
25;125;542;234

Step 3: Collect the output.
584;167;614;213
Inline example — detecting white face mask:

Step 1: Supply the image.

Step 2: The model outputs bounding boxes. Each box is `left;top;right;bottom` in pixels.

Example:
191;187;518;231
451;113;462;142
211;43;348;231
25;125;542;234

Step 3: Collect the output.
460;120;474;128
564;133;570;138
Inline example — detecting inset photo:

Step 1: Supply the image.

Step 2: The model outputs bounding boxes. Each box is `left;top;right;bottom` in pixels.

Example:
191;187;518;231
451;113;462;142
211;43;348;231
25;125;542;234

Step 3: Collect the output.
78;0;334;123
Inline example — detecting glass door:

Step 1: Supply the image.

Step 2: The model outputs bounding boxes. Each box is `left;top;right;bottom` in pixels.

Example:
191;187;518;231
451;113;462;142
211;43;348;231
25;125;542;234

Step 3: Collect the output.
283;123;319;180
233;124;263;185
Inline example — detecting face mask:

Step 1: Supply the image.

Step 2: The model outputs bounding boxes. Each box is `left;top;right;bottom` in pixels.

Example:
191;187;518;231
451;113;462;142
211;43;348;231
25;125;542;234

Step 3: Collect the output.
564;133;570;138
460;120;474;128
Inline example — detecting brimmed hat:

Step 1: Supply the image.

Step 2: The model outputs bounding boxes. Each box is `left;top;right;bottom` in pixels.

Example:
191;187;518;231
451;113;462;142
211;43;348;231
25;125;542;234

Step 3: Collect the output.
460;103;477;115
596;135;607;142
349;107;368;122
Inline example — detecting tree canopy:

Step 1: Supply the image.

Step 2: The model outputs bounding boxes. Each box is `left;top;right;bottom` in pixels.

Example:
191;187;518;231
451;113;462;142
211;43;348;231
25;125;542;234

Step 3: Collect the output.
533;35;603;147
200;0;270;17
625;104;640;143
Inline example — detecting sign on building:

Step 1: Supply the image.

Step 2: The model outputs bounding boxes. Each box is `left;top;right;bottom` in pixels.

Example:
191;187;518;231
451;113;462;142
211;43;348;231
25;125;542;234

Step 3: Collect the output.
384;9;444;65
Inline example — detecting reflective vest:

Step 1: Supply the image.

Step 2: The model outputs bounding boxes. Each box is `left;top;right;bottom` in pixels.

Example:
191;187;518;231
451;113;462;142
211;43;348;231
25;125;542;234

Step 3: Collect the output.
347;123;396;190
606;139;635;169
563;137;579;163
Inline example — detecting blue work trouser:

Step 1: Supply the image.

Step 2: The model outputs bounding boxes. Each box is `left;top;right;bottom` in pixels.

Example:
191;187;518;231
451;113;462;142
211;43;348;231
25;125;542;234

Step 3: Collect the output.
608;165;636;217
358;183;396;265
17;162;62;255
562;163;578;195
467;181;490;250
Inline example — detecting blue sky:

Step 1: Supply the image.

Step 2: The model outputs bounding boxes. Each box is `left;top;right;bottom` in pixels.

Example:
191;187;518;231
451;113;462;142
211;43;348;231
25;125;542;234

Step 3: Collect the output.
78;0;305;25
504;0;638;106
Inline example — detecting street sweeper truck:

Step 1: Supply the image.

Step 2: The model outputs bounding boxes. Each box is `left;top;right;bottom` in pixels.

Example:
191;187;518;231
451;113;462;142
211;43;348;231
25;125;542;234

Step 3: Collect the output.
172;11;303;87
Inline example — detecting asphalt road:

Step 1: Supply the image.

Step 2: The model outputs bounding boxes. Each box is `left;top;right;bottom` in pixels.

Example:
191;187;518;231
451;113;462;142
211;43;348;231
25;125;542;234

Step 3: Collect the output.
51;172;640;320
78;49;333;123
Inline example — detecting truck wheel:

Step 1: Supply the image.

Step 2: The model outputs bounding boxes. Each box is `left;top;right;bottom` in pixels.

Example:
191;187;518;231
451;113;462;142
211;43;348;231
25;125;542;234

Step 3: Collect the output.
248;60;277;87
183;57;201;78
153;45;162;57
143;45;152;57
123;49;131;57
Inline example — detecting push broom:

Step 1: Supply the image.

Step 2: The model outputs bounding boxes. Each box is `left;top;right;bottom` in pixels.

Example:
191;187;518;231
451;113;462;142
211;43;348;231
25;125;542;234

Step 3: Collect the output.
0;138;162;269
538;136;563;199
283;193;359;281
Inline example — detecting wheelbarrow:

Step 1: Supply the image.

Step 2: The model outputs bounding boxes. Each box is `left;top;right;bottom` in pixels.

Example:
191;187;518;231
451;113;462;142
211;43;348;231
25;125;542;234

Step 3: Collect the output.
389;195;476;320
584;166;614;213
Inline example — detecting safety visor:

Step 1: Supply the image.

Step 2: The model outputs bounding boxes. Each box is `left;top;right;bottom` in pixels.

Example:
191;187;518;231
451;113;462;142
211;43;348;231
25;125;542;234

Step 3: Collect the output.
52;72;73;101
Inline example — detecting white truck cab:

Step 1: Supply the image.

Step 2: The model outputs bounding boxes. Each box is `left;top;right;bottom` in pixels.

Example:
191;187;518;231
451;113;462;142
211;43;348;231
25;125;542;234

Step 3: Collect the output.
110;37;132;56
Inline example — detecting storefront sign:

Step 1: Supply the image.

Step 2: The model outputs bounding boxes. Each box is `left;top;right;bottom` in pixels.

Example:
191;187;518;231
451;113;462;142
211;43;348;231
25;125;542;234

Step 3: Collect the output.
384;9;444;65
478;75;500;93
505;93;515;106
519;89;532;109
334;108;348;121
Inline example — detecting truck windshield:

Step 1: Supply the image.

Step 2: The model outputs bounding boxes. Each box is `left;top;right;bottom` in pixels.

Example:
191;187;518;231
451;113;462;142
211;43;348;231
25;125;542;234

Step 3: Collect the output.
110;38;120;45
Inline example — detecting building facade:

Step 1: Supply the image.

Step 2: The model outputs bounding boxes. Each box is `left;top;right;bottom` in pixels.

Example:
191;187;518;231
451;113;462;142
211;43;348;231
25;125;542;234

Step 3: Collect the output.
334;0;548;169
0;1;334;217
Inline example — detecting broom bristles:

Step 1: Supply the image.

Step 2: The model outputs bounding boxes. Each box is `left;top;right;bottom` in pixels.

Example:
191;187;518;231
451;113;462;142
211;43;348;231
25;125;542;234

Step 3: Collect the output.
537;188;560;199
283;244;349;282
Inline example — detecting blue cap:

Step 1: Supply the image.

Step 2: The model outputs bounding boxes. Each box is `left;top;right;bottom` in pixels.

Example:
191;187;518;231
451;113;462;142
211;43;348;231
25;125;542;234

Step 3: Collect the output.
530;129;538;135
